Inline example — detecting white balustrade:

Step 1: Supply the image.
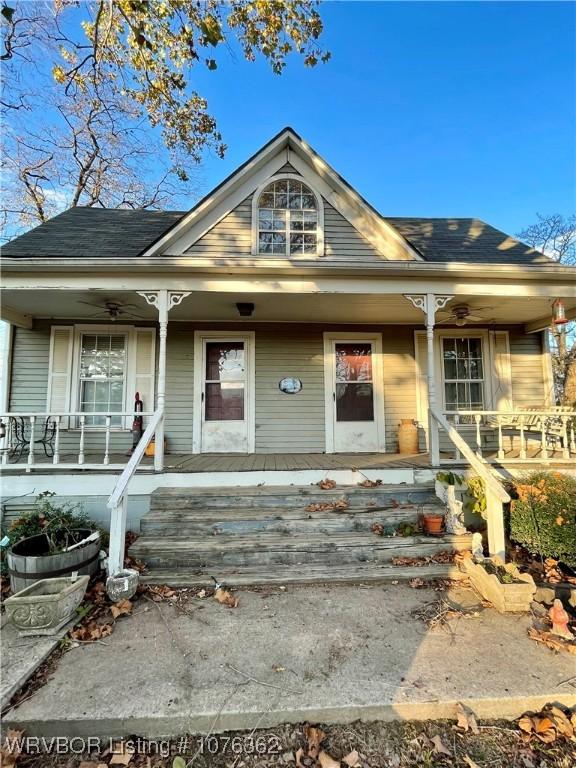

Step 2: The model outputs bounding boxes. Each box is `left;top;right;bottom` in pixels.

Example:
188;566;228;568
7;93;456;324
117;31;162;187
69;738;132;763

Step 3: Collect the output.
0;411;155;471
440;408;576;464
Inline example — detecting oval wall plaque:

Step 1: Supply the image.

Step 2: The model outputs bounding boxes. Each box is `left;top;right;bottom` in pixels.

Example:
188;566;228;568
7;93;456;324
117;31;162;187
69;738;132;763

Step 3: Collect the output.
279;377;303;394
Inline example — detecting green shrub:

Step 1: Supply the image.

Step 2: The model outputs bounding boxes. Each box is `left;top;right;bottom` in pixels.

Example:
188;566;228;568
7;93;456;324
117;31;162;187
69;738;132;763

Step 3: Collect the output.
2;491;100;553
509;471;576;566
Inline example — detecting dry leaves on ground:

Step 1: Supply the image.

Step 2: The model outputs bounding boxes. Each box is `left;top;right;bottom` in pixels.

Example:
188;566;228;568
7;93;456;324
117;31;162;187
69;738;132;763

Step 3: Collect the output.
108;740;135;765
317;479;336;490
430;734;452;756
0;729;24;767
371;522;384;536
295;725;344;768
342;749;361;767
357;478;382;488
214;587;238;608
517;704;576;743
392;550;455;567
110;599;133;620
143;584;177;602
455;702;480;735
79;762;108;768
528;626;576;654
543;557;576;585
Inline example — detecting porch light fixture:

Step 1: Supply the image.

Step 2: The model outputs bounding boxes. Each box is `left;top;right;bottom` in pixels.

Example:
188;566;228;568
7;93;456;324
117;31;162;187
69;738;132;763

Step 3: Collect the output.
552;299;567;326
236;302;254;317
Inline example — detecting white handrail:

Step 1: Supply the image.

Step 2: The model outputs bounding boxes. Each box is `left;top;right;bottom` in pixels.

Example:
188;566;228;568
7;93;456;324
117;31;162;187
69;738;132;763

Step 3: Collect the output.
431;407;510;503
431;406;510;560
106;409;163;577
108;410;162;510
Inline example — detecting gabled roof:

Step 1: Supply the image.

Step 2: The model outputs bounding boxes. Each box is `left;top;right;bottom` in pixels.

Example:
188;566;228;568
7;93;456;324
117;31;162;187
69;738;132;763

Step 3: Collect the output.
0;127;555;266
140;127;423;261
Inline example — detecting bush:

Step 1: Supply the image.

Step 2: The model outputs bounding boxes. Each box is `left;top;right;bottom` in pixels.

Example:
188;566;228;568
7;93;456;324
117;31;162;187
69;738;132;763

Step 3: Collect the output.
509;472;576;566
2;491;100;553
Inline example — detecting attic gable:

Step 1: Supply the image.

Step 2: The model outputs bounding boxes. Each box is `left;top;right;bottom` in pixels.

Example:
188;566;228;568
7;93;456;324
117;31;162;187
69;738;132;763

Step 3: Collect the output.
143;128;421;262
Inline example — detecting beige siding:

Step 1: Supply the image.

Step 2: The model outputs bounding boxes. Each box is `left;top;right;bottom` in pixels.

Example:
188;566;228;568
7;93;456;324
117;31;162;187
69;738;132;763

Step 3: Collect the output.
509;329;546;407
185;195;385;266
7;321;550;457
164;326;194;453
382;327;418;450
254;326;325;452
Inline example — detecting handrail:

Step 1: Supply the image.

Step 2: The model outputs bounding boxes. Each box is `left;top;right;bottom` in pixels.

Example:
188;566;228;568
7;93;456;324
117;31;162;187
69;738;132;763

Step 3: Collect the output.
0;411;155;417
430;406;510;504
108;409;162;510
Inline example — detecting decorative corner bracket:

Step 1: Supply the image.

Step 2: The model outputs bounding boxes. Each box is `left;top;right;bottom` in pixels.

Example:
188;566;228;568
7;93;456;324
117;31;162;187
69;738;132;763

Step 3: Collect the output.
403;293;454;325
137;291;191;315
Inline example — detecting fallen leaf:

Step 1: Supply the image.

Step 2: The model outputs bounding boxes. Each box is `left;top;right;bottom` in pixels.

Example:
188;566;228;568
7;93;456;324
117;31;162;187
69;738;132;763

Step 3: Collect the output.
110;599;133;619
463;757;480;768
0;729;24;768
358;478;382;488
430;735;452;756
343;749;362;767
109;741;134;765
409;577;425;588
371;522;384;536
318;479;336;490
456;702;480;734
80;763;108;768
172;757;186;768
318;751;340;768
214;587;238;608
303;725;326;759
295;747;304;767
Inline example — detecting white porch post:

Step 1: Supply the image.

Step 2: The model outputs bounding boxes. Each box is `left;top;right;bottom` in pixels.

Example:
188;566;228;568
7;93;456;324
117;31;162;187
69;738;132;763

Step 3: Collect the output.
404;293;453;466
138;290;191;471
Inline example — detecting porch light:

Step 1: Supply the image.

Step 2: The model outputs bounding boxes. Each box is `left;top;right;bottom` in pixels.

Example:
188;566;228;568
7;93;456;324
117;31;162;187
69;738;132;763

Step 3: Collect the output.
552;299;567;326
236;302;254;317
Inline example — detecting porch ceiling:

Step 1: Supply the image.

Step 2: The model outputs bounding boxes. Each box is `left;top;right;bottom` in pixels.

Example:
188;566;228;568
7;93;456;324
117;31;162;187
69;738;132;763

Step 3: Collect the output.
1;288;574;329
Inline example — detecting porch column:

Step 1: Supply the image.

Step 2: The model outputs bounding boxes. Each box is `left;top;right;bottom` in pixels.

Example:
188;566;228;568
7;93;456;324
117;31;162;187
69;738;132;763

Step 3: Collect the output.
404;293;453;465
138;290;191;471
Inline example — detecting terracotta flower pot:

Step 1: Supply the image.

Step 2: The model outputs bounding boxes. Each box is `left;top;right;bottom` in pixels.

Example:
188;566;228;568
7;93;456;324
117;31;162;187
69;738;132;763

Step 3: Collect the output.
423;514;444;536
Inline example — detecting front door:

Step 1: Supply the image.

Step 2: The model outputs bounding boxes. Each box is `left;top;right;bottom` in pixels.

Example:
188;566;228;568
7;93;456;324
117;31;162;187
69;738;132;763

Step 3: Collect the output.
324;334;385;453
193;333;254;453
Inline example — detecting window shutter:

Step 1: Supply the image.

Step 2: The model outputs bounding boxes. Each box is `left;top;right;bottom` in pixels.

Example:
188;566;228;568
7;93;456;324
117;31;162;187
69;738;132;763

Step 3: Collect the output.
414;331;429;443
47;326;74;428
490;330;513;411
132;328;156;426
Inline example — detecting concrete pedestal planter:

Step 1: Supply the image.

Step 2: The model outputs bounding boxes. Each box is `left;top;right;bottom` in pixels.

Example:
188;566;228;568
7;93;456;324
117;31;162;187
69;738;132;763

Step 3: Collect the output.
460;557;536;614
4;575;89;636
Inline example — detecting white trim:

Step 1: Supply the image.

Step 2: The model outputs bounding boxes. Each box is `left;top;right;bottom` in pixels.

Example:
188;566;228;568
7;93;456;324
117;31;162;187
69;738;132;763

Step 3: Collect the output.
250;173;325;257
192;331;256;454
323;332;386;453
0;322;13;412
69;324;136;431
436;329;493;412
47;325;74;428
414;329;427;431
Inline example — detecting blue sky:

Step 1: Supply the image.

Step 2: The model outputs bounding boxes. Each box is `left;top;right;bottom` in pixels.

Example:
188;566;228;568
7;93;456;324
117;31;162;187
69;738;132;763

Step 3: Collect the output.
192;0;575;237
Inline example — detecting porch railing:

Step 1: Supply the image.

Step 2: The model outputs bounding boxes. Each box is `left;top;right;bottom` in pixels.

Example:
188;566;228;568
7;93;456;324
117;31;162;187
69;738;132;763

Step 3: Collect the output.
107;409;163;576
430;406;510;560
0;411;155;472
441;407;576;464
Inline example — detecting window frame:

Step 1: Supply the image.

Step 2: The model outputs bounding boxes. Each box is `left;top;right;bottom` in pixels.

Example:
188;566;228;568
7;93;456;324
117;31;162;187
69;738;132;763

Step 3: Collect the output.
251;173;324;257
435;329;493;421
70;325;137;431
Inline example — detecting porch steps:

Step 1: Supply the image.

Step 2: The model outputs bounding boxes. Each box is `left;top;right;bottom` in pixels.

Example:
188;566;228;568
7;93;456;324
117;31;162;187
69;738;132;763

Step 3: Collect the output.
131;484;472;587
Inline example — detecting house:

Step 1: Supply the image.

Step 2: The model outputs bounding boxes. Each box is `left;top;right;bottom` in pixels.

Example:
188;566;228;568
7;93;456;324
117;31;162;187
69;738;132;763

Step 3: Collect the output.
1;128;575;585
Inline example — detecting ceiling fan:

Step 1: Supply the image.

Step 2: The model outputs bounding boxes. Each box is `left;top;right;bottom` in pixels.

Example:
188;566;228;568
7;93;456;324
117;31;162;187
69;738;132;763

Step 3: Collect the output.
437;303;494;327
77;300;146;321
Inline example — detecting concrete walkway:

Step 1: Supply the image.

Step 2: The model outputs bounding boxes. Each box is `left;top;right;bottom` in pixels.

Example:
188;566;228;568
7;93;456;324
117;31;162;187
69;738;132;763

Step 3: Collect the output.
3;583;575;737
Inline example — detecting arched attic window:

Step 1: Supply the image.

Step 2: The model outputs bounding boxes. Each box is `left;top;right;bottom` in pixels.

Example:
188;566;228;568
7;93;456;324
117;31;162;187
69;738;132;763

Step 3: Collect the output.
254;176;323;256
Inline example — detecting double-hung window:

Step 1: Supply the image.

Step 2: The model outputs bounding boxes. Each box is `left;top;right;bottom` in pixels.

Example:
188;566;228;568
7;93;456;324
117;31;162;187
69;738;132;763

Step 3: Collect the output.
79;333;127;426
442;337;485;421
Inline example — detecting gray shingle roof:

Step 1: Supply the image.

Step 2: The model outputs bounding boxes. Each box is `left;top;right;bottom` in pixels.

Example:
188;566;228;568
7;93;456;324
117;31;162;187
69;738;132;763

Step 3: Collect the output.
1;207;185;260
1;206;552;265
386;217;552;265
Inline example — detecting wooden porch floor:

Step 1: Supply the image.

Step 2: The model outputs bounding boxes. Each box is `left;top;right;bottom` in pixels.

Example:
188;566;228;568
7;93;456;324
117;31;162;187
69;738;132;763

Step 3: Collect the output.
2;448;574;474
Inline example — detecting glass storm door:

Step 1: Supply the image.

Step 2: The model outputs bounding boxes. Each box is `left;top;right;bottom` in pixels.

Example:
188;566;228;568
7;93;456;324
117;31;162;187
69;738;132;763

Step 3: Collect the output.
332;340;380;452
201;339;249;452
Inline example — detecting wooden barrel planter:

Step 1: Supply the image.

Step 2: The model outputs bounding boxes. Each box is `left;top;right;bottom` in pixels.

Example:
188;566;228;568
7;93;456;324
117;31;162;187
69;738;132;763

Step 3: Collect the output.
7;528;101;594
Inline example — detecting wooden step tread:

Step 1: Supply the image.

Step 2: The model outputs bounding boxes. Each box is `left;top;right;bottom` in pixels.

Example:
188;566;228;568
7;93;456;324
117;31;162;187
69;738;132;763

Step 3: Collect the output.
143;503;440;524
141;562;464;588
131;532;472;555
151;483;435;498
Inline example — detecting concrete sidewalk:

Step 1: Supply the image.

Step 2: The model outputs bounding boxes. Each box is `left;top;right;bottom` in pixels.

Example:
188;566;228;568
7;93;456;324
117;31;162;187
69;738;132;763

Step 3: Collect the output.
3;583;575;737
